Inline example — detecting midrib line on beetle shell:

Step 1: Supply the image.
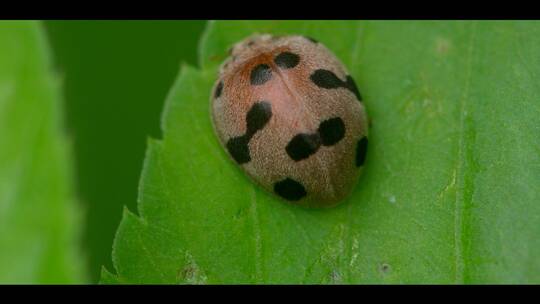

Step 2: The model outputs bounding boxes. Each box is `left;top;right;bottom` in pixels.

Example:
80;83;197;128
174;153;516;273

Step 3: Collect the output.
454;22;477;284
272;61;337;199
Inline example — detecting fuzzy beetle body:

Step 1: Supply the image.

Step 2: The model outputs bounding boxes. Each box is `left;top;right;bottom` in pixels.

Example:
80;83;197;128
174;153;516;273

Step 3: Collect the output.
211;34;369;208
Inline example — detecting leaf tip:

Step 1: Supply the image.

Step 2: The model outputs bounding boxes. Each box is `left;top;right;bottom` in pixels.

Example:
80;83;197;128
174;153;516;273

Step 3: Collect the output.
99;266;121;284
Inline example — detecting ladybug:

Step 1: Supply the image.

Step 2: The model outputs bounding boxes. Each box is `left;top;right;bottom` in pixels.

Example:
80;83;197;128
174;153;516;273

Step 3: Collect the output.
210;34;369;208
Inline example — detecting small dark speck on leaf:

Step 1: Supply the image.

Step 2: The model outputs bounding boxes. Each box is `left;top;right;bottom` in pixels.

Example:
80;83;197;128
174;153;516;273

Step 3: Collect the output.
178;254;207;284
379;263;391;275
180;265;196;282
234;207;248;220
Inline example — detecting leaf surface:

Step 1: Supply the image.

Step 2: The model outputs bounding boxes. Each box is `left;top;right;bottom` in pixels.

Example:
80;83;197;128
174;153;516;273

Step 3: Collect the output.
106;21;540;283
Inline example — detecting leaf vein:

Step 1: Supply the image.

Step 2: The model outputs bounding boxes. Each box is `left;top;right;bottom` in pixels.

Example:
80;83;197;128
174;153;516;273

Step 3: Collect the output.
454;21;477;284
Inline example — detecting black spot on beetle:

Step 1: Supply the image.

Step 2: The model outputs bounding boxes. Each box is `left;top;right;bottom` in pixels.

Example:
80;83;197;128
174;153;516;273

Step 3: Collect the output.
214;81;223;98
345;75;362;101
226;136;251;164
226;102;273;165
285;116;345;161
274;178;307;201
310;69;363;101
355;136;368;167
286;133;321;161
250;64;272;85
246;101;272;135
310;69;344;89
274;52;300;69
318;117;345;146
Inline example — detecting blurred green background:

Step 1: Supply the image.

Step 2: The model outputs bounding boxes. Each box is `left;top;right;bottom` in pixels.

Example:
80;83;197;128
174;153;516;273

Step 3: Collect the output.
44;21;206;282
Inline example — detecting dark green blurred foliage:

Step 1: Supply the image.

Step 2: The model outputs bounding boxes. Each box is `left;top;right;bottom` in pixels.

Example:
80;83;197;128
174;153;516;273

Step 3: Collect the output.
45;21;207;281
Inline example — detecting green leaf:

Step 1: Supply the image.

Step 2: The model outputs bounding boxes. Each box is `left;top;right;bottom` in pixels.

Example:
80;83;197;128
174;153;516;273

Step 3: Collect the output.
0;21;86;283
105;21;540;283
99;266;122;284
